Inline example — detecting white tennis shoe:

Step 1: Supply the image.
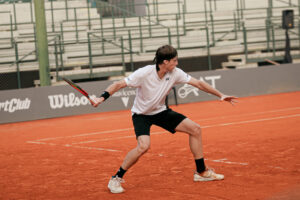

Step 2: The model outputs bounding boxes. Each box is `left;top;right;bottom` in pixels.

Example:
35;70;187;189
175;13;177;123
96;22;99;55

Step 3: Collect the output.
108;176;125;193
194;168;224;182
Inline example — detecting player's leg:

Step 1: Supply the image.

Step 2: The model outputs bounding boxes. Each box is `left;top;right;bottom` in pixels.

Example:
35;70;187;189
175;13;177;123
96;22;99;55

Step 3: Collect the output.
108;114;152;193
175;118;203;159
108;135;150;193
150;109;218;180
121;135;150;170
175;118;224;181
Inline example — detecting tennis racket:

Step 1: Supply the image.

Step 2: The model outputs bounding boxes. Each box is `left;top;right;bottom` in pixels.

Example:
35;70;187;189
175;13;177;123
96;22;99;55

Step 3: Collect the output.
62;77;96;105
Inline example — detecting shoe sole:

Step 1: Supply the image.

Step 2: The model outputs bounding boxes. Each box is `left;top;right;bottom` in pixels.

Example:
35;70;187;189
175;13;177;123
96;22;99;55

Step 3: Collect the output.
108;186;124;194
109;189;124;194
194;175;224;182
194;177;223;182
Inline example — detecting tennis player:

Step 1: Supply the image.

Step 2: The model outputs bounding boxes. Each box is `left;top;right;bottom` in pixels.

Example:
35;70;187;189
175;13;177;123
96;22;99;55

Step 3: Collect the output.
91;45;238;193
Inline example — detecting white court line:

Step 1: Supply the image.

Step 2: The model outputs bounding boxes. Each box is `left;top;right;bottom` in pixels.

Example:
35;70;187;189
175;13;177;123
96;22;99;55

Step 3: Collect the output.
196;106;300;122
27;112;300;152
27;140;121;152
206;158;248;166
201;113;300;128
89;107;300;122
32;106;300;142
205;159;284;170
35;128;133;142
68;113;300;144
89;113;129;121
91;106;300;122
64;144;121;152
70;131;165;145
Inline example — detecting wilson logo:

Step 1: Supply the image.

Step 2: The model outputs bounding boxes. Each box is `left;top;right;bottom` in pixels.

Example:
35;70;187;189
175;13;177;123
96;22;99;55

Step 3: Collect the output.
48;93;93;109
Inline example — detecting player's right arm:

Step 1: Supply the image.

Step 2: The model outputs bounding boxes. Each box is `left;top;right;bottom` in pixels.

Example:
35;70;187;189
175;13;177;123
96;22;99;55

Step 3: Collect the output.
91;66;144;107
91;79;127;107
104;79;128;96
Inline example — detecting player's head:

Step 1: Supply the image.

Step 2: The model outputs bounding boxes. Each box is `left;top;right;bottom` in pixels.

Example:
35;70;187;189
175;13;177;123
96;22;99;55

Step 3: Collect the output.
153;45;178;71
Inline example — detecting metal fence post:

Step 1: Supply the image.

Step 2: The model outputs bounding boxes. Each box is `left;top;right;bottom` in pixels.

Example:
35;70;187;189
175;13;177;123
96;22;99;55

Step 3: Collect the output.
155;0;159;22
65;0;69;20
30;0;34;23
74;8;79;43
112;7;116;40
206;25;212;70
210;14;215;46
54;36;59;81
58;35;64;72
177;0;181;19
139;16;144;52
60;23;65;51
233;12;238;39
13;0;17;30
121;36;126;73
299;19;300;53
50;0;55;32
33;24;37;60
128;30;134;71
242;21;248;62
236;0;240;30
14;41;21;89
176;14;180;49
99;14;104;38
271;24;276;58
182;4;186;35
265;19;271;52
168;28;172;45
10;14;14;48
34;0;51;86
87;0;91;30
88;32;93;72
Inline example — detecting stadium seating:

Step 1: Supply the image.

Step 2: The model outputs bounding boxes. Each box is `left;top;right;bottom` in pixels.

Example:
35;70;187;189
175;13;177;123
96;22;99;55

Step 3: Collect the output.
0;0;299;89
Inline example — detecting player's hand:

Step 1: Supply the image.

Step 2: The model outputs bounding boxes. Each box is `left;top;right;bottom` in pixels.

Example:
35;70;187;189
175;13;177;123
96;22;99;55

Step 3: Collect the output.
220;95;238;106
89;96;105;107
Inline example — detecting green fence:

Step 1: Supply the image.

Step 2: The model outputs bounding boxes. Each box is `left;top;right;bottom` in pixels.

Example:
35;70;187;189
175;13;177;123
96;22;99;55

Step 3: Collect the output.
0;0;300;90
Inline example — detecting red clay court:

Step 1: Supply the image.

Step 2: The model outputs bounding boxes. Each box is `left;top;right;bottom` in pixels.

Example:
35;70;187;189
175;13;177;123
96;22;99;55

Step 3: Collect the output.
0;91;299;200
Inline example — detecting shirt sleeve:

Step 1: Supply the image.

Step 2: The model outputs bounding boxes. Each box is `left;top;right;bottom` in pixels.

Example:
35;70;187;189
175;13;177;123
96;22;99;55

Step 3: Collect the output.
174;67;191;84
124;67;144;87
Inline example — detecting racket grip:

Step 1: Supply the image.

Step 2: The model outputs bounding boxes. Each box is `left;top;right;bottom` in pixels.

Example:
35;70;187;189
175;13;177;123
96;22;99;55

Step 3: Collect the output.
89;96;97;105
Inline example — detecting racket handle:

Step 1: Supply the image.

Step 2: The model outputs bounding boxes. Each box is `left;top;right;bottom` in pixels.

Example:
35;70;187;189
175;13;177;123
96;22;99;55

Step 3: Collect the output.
89;96;97;105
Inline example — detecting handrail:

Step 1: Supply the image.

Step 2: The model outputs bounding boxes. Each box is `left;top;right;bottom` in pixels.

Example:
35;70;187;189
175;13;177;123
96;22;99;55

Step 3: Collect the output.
0;0;300;90
87;31;126;75
8;33;65;88
94;0;175;30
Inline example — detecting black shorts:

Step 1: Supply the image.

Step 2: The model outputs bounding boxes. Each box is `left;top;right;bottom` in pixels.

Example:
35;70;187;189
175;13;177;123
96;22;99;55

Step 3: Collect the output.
132;108;187;138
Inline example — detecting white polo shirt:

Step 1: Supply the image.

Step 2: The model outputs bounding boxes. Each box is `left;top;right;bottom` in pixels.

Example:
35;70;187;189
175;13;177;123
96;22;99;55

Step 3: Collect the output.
124;65;191;115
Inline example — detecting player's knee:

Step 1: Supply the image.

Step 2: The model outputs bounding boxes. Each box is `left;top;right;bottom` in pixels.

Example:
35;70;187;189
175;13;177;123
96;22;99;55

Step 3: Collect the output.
137;135;150;154
192;124;202;137
137;143;150;154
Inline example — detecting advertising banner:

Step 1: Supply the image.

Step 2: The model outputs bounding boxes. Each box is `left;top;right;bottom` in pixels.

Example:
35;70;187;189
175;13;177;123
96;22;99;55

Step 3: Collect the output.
0;64;299;124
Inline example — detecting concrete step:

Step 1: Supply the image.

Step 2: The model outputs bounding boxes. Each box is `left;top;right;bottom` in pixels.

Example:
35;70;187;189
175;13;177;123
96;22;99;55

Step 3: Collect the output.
50;65;123;76
222;61;258;69
50;65;125;80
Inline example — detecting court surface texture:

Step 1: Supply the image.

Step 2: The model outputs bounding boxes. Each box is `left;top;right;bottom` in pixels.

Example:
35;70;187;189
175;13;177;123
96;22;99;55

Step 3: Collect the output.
0;91;299;200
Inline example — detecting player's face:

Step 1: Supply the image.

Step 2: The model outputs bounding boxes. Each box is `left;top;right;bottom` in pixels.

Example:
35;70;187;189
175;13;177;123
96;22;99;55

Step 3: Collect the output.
165;56;178;72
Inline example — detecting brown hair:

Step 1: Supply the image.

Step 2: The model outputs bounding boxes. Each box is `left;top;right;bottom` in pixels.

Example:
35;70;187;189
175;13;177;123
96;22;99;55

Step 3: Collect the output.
153;45;177;71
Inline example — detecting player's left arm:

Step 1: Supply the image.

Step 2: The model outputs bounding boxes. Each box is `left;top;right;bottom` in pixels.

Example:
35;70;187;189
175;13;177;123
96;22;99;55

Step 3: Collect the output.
188;77;238;105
